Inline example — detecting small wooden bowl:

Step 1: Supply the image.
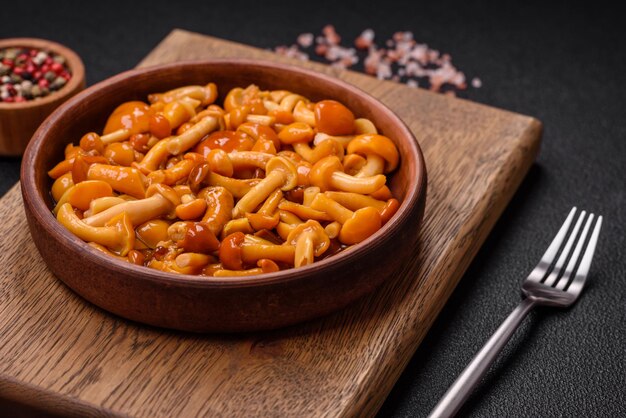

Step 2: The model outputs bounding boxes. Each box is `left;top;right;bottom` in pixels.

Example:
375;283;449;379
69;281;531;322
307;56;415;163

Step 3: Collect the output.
21;60;427;332
0;38;85;156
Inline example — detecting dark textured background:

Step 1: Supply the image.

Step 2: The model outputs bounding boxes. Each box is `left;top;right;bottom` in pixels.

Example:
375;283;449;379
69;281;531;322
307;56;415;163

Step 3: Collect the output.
1;1;625;417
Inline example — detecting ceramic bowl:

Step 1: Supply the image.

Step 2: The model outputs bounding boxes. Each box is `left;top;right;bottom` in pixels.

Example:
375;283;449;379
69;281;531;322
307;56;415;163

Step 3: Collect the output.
20;59;426;332
0;38;85;156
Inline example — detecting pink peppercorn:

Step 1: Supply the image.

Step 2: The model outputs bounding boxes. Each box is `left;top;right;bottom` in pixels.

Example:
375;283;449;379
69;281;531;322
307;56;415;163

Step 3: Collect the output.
51;62;63;73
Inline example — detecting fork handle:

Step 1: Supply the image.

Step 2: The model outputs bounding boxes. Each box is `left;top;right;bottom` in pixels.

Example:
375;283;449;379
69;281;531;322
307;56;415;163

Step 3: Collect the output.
429;297;537;418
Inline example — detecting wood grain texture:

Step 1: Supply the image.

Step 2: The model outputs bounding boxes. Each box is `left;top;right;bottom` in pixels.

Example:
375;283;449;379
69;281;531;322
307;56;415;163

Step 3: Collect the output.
0;29;542;417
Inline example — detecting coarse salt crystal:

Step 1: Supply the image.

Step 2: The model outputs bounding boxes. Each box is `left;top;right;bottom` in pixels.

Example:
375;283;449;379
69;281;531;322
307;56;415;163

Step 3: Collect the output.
322;24;341;45
275;25;480;94
355;28;375;49
297;33;314;48
376;61;392;80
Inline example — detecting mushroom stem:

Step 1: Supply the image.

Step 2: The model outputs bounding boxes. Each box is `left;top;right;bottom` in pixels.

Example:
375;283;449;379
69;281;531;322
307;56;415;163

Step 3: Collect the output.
292;100;316;126
279;94;306;112
355;154;385;177
353;118;378;134
324;221;342;239
294;230;316;267
245;114;275;126
84;196;127;217
198;186;234;236
175;253;212;269
310;193;353;224
241;242;295;265
310;156;386;194
310;193;382;245
228;151;273;171
149;83;217;106
148;159;195;185
278;200;332;222
323;191;387;212
167;116;218;155
293;139;344;164
101;128;131;145
258;189;283;215
329;171;386;195
213;267;265;277
276;210;304;241
232;171;286;218
82;192;176;227
206;172;259;199
285;220;330;268
133;138;171;173
302;187;320;206
232;156;297;218
221;218;254;238
313;132;354;147
57;204;134;256
213;258;279;276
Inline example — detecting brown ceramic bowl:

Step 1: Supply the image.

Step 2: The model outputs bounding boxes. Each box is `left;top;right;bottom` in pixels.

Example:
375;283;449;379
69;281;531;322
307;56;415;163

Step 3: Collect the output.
0;38;85;156
20;59;427;332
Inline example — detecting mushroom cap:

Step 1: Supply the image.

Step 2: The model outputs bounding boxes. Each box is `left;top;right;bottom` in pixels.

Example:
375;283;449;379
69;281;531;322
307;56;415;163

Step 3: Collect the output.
177;222;220;254
347;134;399;173
194;130;254;155
309;156;344;191
314;100;355;136
338;206;382;245
136;219;171;249
219;232;245;270
67;180;114;211
265;156;298;191
286;220;330;257
206;149;234;177
277;122;315;144
246;212;280;231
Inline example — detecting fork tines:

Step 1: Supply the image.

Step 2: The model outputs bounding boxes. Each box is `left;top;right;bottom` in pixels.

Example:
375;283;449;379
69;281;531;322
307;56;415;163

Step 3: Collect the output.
532;207;603;291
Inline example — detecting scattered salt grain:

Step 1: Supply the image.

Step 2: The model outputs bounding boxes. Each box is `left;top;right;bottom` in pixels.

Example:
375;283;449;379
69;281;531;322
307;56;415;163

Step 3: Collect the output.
273;45;309;61
274;26;481;94
322;25;341;45
355;29;375;50
297;33;314;48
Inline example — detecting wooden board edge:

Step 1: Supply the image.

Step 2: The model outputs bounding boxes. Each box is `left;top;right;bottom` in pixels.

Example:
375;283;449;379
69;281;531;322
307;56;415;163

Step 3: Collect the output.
0;28;547;417
350;117;543;417
0;182;20;204
0;375;123;418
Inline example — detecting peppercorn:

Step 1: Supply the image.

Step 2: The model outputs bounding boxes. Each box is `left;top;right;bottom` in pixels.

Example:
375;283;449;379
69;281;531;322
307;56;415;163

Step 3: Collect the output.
0;46;72;103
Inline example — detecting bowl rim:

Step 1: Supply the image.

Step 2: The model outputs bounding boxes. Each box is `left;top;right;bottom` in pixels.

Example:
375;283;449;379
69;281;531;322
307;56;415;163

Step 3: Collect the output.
0;37;85;110
21;58;427;289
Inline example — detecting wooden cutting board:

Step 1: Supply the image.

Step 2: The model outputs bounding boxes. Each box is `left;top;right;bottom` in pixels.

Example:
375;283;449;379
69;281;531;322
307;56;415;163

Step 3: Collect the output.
0;29;541;417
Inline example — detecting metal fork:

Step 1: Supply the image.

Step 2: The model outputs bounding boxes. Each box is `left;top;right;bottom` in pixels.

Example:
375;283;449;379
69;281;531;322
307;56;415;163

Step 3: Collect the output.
429;207;603;418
